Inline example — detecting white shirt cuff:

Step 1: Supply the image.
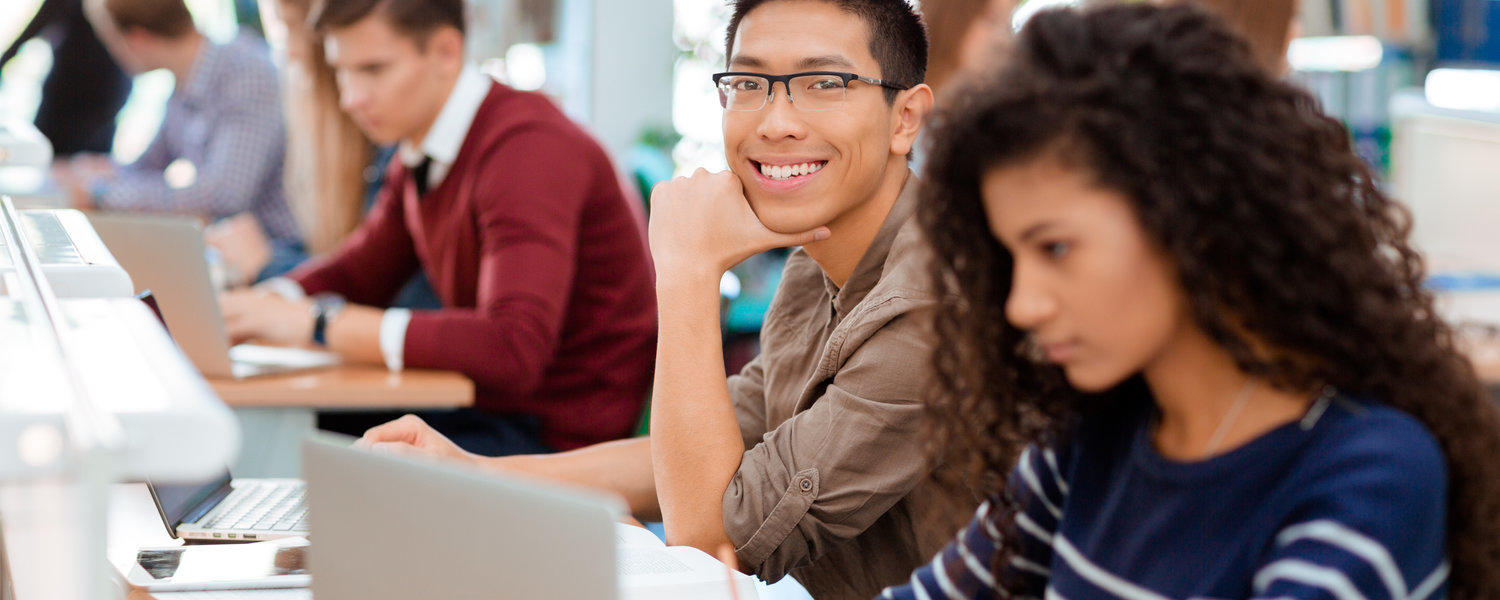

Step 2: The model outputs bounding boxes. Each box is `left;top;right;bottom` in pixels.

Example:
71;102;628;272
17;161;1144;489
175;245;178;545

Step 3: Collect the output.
257;277;306;301
379;309;413;372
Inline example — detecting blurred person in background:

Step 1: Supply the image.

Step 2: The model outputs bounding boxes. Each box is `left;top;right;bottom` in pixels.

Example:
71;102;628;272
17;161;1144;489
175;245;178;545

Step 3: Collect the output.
1175;0;1297;74
204;0;374;286
215;0;440;309
1;0;133;158
220;0;656;456
68;0;302;283
921;0;1294;99
922;0;1014;99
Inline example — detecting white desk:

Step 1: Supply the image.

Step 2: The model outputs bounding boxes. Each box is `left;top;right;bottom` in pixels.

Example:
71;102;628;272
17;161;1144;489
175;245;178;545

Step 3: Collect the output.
0;481;309;600
2;483;802;600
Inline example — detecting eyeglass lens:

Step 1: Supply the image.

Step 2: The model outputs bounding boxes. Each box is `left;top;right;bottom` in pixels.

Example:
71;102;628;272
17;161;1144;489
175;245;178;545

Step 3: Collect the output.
717;75;849;111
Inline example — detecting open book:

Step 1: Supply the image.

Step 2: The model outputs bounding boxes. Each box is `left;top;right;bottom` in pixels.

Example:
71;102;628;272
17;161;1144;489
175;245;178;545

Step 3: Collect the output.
616;524;760;600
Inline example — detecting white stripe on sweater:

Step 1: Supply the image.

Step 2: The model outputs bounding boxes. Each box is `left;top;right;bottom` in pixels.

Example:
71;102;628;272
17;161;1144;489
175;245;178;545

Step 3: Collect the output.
933;551;965;599
1051;535;1171;600
1275;520;1406;599
956;534;999;590
909;570;934;600
1011;556;1052;577
1410;561;1450;600
1253;559;1369;600
1016;511;1055;546
1018;448;1063;519
1043;448;1070;495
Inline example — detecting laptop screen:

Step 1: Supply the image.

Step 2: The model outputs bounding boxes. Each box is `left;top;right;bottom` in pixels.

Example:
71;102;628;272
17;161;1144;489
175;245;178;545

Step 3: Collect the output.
148;471;233;535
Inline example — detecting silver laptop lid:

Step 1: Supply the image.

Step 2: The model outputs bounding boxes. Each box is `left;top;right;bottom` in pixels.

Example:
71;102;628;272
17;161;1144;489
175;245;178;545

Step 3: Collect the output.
302;435;620;600
86;214;236;378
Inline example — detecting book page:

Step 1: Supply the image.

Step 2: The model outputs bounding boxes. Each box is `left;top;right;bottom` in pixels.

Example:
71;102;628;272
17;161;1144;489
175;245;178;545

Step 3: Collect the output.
619;546;758;600
619;547;694;575
151;591;311;600
614;523;667;548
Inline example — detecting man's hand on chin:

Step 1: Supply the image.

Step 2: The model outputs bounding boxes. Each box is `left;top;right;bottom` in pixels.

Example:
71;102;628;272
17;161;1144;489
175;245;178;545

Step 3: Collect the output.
647;169;828;283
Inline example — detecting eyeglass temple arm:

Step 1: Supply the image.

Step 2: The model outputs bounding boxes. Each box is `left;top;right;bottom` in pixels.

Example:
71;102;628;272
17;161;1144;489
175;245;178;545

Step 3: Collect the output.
854;75;912;90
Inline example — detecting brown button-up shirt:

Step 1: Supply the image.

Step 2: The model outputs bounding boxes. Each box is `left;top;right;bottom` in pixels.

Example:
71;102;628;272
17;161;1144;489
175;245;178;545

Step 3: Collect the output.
723;178;974;599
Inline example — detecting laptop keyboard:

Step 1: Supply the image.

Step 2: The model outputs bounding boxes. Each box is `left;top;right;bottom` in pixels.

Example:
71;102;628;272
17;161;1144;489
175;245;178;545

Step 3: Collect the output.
0;212;84;267
202;481;308;532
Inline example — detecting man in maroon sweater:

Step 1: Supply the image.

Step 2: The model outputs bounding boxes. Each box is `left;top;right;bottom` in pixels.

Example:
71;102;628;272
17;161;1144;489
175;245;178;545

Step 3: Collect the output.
219;0;656;454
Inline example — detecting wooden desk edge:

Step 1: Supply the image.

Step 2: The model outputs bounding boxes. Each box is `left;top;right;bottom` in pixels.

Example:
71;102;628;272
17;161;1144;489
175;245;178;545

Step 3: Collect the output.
207;366;475;409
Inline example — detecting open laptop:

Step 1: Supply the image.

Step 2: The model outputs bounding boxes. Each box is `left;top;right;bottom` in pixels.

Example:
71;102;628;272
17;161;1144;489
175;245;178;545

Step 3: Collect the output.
146;470;308;542
87;213;339;378
302;435;621;600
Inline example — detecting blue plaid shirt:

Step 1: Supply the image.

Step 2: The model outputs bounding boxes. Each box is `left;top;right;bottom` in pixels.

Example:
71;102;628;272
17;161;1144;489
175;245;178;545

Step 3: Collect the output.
99;34;299;243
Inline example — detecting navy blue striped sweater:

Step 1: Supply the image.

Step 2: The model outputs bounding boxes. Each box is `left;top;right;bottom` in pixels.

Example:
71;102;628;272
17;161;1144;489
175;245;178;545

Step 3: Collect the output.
881;393;1449;600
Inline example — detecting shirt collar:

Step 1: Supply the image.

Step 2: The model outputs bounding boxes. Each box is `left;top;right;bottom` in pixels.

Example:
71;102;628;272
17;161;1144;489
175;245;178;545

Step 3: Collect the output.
823;173;920;316
399;65;493;167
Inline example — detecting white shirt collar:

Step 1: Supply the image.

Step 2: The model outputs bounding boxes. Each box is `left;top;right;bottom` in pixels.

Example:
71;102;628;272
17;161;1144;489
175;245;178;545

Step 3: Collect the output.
399;65;493;170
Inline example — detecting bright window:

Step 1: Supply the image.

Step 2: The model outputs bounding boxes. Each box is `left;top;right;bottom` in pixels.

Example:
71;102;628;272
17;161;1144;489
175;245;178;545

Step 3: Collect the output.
671;0;730;173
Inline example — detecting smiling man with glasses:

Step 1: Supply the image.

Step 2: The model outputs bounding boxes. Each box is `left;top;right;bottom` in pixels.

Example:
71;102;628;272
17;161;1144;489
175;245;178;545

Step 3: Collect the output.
643;1;964;595
355;1;967;597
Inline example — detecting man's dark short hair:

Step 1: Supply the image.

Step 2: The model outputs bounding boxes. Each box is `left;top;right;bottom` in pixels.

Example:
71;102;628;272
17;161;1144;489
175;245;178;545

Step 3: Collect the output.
101;0;196;38
310;0;466;41
725;0;928;103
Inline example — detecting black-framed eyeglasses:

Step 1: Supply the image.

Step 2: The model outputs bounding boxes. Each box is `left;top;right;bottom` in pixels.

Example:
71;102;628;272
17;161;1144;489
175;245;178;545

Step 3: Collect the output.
711;71;911;112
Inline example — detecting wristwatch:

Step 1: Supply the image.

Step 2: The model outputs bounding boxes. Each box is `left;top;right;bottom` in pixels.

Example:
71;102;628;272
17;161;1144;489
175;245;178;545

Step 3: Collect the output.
309;293;347;347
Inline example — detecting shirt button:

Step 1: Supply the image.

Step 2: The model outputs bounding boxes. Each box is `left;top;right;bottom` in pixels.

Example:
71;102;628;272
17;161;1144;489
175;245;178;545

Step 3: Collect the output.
799;478;813;492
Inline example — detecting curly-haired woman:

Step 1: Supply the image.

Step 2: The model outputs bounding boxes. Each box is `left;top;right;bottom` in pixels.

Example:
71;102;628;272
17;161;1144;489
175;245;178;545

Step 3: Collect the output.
883;4;1500;600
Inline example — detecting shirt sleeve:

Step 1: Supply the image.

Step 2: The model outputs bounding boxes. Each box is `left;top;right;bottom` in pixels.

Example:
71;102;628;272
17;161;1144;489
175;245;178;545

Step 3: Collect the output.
726;352;769;450
116;116;175;175
288;165;421;306
1249;416;1449;600
379;308;412;371
99;63;284;218
398;124;594;398
721;300;940;582
879;445;1066;599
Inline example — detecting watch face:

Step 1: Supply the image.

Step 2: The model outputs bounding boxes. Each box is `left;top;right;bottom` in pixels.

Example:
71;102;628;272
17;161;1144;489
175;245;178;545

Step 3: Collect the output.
313;293;346;310
311;294;346;346
313;294;348;320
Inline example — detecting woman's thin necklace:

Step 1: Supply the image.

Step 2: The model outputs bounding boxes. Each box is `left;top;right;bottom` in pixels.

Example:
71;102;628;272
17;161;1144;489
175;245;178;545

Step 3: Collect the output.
1202;378;1256;456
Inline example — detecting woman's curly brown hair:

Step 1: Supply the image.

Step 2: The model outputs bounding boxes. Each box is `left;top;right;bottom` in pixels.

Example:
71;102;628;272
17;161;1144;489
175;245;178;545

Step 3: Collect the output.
919;3;1500;597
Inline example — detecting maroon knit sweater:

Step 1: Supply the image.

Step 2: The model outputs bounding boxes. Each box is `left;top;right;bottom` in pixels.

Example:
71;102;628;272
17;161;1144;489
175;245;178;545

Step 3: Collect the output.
291;82;657;450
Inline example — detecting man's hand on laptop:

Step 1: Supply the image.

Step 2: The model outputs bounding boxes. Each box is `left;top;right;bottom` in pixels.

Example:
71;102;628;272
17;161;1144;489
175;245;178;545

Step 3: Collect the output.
220;288;315;346
355;414;475;464
648;169;829;282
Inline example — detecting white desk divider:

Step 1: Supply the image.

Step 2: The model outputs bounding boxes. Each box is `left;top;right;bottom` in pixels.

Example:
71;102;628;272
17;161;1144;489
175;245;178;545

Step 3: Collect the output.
0;195;239;599
0;209;134;298
0;119;52;170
